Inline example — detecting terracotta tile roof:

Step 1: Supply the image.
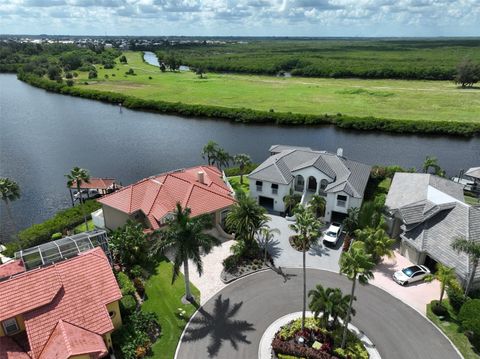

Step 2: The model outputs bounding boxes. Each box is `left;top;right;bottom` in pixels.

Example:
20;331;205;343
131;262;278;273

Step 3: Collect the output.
69;178;117;190
0;248;121;359
0;260;25;280
38;320;108;359
0;336;31;359
98;166;235;228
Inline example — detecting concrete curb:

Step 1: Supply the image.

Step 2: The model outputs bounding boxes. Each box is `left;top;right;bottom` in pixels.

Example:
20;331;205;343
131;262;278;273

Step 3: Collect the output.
221;266;271;284
258;311;381;359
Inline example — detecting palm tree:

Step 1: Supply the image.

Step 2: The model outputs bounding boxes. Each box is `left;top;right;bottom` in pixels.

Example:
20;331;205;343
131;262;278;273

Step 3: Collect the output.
308;194;326;218
216;149;232;171
452;236;480;295
226;195;267;248
257;223;280;264
0;177;21;244
340;241;375;349
422;156;444;176
357;200;385;230
202;140;219;166
283;190;302;216
150;203;220;301
289;205;322;330
343;207;359;235
233;153;252;185
354;226;394;262
425;264;456;303
65;167;90;229
308;284;352;330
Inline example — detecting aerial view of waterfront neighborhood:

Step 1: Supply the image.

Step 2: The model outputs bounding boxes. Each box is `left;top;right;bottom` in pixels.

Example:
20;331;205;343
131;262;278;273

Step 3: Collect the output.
0;1;479;359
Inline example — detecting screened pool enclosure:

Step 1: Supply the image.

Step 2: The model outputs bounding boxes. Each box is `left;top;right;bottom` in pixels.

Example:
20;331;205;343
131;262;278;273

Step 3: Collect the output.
15;230;111;270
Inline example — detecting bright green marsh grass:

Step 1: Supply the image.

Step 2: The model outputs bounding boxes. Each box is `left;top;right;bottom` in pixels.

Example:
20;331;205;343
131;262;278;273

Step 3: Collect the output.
142;260;200;359
76;51;480;124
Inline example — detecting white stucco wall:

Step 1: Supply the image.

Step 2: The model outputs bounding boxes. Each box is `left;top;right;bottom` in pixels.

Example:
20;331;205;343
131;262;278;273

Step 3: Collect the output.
291;167;333;193
249;179;290;212
324;191;362;222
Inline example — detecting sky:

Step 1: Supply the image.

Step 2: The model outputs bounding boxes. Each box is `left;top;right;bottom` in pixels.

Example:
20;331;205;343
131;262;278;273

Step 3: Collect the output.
0;0;479;37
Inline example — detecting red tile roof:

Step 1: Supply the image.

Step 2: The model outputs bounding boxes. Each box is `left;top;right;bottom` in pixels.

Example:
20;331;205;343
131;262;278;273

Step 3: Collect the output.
0;260;25;280
98;166;236;229
0;248;121;359
69;178;117;190
38;320;108;359
0;337;30;359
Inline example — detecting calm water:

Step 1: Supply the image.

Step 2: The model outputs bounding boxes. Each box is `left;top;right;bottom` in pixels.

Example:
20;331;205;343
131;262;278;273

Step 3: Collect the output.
0;73;478;241
143;51;190;71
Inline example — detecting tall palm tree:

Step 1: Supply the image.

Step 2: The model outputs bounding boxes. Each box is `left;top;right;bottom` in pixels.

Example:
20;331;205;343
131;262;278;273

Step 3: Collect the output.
216;149;232;171
65;167;90;229
422;155;444;176
257;223;280;264
308;284;353;330
233;153;252;185
0;177;21;245
308;194;326;218
202;140;219;166
340;241;375;349
354;226;394;262
283;190;301;216
226;195;267;248
452;236;480;295
425;264;456;303
150;203;220;301
343;207;360;235
289;205;322;330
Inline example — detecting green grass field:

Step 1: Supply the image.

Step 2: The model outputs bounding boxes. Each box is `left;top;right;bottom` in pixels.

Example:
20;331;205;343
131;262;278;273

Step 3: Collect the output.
142;260;200;359
75;51;480;124
227;176;250;196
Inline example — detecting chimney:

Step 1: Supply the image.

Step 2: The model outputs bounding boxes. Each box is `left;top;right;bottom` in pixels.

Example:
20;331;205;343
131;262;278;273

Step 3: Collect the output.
197;171;205;184
336;148;344;157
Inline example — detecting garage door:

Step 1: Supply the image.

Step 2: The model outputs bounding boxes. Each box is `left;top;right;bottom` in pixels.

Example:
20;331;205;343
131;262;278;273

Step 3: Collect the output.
402;243;419;263
259;196;274;210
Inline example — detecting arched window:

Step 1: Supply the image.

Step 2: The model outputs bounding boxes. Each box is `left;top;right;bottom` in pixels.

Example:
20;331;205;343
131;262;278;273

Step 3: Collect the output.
307;176;317;192
319;179;328;195
295;175;305;192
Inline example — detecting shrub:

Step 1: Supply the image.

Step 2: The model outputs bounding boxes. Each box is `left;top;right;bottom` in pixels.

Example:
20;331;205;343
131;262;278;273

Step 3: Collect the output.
117;271;136;295
148;76;152;79
51;232;62;240
459;299;480;344
224;163;258;176
66;79;74;87
133;277;145;297
126;68;135;75
447;280;468;313
222;255;239;272
431;300;449;317
120;295;137;315
65;72;73;79
272;338;335;359
130;264;144;278
88;70;97;79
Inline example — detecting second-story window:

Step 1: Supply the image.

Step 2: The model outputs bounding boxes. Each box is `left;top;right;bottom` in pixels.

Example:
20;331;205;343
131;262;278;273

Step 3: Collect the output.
256;181;263;192
2;317;19;335
271;183;278;195
337;195;347;208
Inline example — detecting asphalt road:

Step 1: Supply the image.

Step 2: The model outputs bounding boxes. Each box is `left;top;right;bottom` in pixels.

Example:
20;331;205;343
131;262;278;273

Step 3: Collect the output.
175;269;460;359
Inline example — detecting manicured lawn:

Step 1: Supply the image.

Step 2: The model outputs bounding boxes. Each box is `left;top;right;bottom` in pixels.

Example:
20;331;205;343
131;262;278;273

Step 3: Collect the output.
426;301;480;359
142;260;200;359
75;51;480;124
465;194;480;206
73;219;94;233
228;176;250;196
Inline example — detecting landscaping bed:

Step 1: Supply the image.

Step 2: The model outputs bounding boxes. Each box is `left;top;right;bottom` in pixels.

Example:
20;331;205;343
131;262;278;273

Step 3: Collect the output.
289;235;312;252
221;255;270;283
272;318;368;359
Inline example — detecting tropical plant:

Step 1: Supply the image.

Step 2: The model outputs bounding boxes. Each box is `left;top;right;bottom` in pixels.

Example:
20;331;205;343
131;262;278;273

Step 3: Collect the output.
422;156;445;176
65;166;90;229
357;201;385;230
354;226;394;262
339;241;375;349
226;195;267;252
257;222;280;264
283;190;302;216
233;153;252;185
215;148;232;170
289;205;322;330
110;221;149;270
308;284;352;329
150;203;220;301
425;263;456;304
343;207;360;235
202;140;220;166
452;236;480;295
308;194;326;218
0;177;21;244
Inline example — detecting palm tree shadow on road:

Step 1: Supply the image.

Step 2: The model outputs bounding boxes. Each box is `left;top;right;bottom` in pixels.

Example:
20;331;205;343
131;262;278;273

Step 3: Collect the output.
182;295;255;357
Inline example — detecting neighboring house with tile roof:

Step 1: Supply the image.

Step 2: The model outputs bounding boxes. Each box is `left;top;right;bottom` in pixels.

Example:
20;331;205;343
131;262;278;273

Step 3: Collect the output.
97;166;236;237
0;247;122;359
248;145;371;222
386;172;480;289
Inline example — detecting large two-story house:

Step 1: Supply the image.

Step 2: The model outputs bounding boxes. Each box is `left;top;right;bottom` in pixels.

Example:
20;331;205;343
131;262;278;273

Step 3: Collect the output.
0;231;122;358
386;172;480;289
248;145;371;222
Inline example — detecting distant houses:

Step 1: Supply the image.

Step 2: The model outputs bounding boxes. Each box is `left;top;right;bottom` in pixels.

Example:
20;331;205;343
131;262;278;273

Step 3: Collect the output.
385;172;480;289
0;232;122;359
97;166;236;238
248;145;371;222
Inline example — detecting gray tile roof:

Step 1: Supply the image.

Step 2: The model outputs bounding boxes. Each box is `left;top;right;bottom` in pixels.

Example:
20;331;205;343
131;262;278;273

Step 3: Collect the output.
269;144;313;154
386;173;465;211
465;166;480;180
248;146;371;198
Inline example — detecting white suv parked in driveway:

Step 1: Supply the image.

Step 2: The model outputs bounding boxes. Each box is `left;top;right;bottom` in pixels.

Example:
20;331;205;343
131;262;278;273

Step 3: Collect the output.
322;222;343;246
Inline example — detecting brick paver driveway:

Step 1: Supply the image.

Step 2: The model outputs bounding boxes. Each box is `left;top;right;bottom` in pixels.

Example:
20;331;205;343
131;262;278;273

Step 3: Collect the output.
264;215;342;272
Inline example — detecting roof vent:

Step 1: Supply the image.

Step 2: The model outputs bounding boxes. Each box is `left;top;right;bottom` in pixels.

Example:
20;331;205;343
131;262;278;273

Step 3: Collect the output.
197;171;205;184
336;148;344;157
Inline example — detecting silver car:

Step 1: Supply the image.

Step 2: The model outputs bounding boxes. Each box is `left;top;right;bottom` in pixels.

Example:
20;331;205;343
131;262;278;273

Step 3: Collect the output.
393;265;430;286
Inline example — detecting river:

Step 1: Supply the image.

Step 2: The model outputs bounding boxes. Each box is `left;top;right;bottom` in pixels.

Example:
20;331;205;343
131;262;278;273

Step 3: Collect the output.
0;73;478;242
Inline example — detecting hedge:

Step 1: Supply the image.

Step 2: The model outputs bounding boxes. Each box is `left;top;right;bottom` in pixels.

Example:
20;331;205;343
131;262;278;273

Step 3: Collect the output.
4;200;101;256
17;72;480;137
117;271;136;296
